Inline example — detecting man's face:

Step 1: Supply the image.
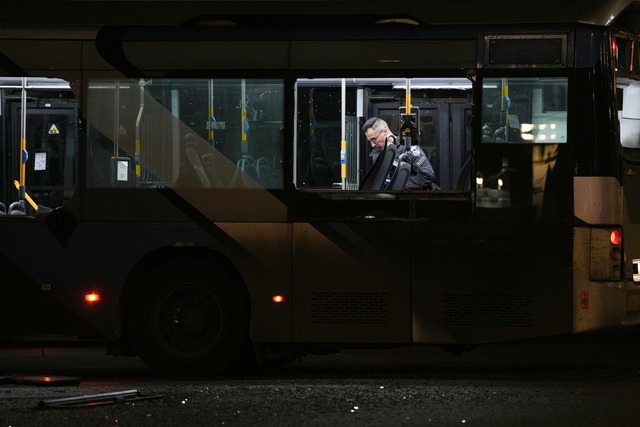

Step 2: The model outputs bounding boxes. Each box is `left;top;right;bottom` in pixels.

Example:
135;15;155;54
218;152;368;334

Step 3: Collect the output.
365;127;387;149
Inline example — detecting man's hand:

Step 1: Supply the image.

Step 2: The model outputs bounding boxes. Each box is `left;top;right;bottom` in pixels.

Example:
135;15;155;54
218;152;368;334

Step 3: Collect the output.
398;151;415;163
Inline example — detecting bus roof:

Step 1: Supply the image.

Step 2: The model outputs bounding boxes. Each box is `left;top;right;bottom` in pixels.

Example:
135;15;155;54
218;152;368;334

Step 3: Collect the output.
1;0;639;28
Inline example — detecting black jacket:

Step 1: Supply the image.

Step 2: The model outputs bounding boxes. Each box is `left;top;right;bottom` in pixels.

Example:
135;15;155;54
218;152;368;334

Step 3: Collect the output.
369;143;436;190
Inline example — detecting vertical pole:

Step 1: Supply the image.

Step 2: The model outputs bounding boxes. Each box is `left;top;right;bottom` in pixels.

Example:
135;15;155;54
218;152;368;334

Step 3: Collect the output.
135;80;145;178
114;80;120;157
356;87;364;189
241;79;248;154
309;87;315;143
19;77;27;201
501;77;509;143
208;79;215;145
341;79;347;190
403;78;412;148
171;88;180;181
405;78;411;115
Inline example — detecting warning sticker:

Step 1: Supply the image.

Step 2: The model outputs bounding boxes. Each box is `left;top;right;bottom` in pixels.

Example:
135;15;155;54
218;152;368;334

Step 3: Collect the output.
48;124;60;135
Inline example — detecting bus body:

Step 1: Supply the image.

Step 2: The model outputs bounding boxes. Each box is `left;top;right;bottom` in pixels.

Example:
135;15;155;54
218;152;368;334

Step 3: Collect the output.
0;1;639;374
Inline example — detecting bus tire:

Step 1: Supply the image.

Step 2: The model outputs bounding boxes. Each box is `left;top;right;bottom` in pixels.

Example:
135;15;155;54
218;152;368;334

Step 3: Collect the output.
128;260;248;376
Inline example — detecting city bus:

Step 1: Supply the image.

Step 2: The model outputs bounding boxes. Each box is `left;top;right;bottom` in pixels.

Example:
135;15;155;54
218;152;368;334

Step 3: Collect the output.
1;0;640;375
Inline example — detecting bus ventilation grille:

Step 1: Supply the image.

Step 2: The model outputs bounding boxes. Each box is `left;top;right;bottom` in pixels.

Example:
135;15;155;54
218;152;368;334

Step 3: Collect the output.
310;291;389;325
484;35;567;68
443;293;534;328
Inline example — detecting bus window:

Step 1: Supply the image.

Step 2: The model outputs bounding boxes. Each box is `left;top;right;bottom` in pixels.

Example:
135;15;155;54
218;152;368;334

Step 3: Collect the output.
481;77;568;144
86;79;284;190
477;77;569;213
295;80;357;189
295;77;472;191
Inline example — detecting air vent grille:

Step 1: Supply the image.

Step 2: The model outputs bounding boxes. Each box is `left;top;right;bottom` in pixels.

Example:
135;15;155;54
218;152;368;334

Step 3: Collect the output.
443;293;534;327
310;291;389;325
485;35;566;68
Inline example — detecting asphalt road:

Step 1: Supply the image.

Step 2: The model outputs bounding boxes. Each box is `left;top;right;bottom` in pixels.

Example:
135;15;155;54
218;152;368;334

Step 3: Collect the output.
1;327;640;426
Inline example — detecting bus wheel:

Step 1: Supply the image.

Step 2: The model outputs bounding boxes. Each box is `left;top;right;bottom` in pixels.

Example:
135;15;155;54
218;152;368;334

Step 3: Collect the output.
128;261;248;376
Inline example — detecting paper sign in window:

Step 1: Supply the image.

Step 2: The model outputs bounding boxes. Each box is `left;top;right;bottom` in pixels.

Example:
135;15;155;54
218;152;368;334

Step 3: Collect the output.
117;160;129;181
34;152;47;171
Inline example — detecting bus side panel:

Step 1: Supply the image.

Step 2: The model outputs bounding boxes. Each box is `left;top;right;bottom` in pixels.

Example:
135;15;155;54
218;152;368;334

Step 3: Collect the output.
412;222;573;344
291;222;411;343
75;220;293;343
572;227;628;331
0;213;294;344
216;222;292;343
0;218;104;340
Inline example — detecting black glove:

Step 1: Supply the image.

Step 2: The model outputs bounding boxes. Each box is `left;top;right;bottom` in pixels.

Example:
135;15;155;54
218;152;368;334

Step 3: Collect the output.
398;151;415;164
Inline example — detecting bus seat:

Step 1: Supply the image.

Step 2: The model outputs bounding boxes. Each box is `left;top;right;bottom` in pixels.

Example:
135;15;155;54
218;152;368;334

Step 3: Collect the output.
201;153;225;187
185;137;211;188
387;160;411;190
256;157;272;187
230;155;260;188
456;155;473;190
9;201;25;215
359;142;396;190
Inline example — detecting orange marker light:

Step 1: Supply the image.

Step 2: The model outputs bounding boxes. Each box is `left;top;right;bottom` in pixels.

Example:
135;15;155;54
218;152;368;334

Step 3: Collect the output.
84;292;101;303
272;295;285;303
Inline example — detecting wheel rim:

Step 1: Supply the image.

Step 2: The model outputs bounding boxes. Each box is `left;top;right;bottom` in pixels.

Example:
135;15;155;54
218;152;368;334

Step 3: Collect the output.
148;282;225;359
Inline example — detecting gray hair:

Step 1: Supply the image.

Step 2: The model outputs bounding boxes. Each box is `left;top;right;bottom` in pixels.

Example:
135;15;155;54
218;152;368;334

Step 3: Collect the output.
362;117;388;134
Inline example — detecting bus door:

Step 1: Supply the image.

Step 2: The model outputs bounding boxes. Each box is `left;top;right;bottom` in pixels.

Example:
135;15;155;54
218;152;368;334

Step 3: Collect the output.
618;80;640;283
0;96;81;339
7;100;76;212
427;74;575;343
622;152;640;283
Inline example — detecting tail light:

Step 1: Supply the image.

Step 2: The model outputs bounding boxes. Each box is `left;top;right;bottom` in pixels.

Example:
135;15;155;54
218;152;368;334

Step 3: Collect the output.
590;228;622;281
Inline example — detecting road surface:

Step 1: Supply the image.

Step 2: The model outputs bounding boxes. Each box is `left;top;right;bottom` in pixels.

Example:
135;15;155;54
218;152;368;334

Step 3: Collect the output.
1;327;639;426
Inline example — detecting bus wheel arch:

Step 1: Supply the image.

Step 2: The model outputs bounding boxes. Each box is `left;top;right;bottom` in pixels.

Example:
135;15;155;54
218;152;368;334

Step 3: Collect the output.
122;248;251;375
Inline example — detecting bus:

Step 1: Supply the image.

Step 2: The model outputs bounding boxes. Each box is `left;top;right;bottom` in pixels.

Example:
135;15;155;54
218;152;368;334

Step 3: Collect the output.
0;0;639;375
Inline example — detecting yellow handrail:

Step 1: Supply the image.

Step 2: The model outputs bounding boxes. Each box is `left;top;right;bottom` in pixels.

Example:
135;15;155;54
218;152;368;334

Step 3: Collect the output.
13;180;38;211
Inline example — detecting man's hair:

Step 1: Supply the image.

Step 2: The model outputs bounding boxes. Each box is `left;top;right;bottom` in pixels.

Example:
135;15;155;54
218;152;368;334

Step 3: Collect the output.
362;117;388;134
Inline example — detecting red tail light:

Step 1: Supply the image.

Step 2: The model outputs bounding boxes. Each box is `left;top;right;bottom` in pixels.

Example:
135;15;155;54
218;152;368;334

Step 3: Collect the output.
84;292;101;303
610;229;622;245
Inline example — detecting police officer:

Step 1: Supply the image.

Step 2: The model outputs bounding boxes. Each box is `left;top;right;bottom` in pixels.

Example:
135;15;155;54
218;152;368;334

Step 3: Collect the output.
362;117;436;190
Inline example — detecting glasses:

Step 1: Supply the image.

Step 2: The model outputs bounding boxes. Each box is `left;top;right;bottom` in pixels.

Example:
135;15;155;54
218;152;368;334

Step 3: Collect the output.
368;129;383;143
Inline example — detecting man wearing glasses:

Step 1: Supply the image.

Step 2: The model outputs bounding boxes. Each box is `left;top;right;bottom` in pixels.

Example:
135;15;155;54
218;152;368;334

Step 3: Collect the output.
362;117;436;190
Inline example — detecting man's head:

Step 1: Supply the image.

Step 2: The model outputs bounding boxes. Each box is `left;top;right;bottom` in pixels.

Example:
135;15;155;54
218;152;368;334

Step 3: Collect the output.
362;117;390;150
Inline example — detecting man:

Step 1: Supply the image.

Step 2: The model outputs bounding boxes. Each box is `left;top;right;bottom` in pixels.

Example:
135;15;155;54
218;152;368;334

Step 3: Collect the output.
362;117;436;190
